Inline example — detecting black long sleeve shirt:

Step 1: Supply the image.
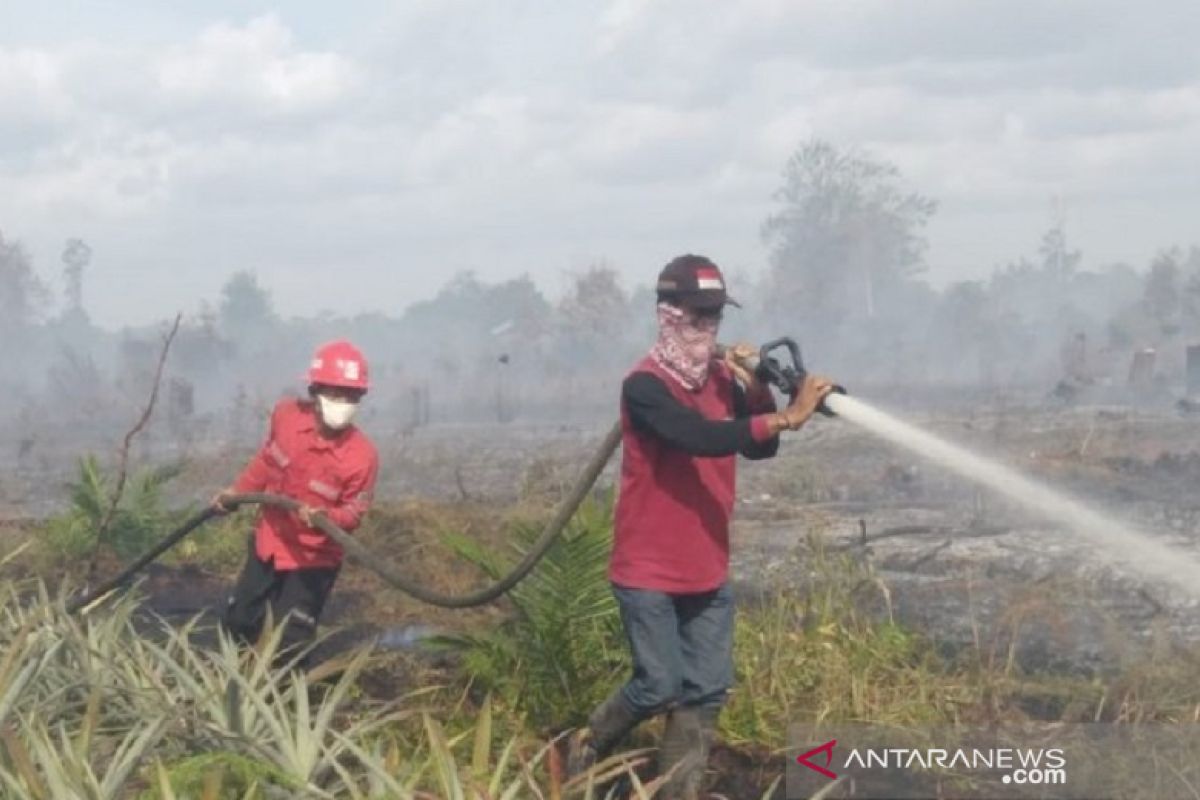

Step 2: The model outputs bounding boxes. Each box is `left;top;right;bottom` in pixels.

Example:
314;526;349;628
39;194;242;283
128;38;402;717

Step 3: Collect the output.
622;371;779;460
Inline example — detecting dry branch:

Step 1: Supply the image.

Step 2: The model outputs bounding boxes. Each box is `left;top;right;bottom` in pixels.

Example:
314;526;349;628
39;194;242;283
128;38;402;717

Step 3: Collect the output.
454;465;472;503
85;313;182;583
829;522;1010;553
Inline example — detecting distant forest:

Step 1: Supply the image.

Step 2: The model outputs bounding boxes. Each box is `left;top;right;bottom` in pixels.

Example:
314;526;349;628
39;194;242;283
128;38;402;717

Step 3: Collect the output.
3;139;1199;438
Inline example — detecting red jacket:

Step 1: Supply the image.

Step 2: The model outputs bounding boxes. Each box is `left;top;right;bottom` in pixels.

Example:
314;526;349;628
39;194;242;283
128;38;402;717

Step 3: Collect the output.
233;398;379;570
610;356;778;593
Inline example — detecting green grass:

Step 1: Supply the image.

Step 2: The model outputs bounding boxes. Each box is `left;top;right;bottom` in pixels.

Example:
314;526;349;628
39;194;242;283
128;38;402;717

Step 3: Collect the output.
723;540;962;747
137;752;281;800
162;509;252;573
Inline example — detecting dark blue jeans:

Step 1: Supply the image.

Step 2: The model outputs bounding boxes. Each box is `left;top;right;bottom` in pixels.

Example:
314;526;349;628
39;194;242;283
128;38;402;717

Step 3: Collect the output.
612;582;735;716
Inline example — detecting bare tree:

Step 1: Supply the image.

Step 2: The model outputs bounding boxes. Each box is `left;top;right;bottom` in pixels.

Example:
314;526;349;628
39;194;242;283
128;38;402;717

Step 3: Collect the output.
762;139;936;328
218;270;276;340
0;230;48;333
86;314;182;586
62;238;92;316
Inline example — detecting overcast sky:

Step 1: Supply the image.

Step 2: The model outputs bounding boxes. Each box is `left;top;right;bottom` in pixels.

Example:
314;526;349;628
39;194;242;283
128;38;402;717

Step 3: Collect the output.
2;0;1198;327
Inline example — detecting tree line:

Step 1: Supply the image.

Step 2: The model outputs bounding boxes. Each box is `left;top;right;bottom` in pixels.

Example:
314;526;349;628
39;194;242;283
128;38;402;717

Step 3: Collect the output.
3;138;1198;439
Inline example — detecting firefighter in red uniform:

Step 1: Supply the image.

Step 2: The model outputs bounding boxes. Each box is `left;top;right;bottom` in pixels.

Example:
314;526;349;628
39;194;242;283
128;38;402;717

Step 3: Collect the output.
568;255;834;798
212;340;379;667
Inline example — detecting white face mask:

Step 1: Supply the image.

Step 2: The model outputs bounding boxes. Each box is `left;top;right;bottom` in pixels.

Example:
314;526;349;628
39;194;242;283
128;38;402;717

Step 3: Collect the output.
317;395;359;430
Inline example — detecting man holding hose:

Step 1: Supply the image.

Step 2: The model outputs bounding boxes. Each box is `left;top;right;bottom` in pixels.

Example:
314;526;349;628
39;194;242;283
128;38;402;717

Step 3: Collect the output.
212;340;379;669
569;255;834;798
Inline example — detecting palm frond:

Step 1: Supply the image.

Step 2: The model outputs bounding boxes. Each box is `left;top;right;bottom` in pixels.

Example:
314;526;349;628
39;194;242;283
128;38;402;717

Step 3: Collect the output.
438;494;625;726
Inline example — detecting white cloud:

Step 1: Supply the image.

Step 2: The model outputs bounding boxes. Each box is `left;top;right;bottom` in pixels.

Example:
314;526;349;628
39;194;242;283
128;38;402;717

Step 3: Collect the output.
0;3;1197;325
595;0;655;56
157;15;358;113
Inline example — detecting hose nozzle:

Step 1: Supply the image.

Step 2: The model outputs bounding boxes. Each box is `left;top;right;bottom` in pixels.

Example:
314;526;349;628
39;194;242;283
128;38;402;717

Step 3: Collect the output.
719;338;846;416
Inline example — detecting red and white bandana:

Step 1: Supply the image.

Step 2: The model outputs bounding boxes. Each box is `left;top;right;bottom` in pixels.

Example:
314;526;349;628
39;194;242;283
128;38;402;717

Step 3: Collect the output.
649;303;719;391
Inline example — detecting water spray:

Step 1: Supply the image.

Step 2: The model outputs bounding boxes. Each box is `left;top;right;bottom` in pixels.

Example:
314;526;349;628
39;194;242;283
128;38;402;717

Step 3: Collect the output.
823;393;1200;600
725;337;1200;600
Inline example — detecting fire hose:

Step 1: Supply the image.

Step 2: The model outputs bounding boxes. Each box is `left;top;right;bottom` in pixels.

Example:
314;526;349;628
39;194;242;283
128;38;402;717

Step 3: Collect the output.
67;421;622;615
67;338;842;616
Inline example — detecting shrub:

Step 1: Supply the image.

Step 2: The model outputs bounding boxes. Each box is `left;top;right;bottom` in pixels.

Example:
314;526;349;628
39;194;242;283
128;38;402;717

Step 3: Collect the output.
435;492;628;730
41;455;187;565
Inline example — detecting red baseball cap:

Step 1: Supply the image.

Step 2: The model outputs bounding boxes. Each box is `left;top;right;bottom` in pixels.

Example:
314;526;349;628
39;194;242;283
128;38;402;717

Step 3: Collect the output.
655;254;741;310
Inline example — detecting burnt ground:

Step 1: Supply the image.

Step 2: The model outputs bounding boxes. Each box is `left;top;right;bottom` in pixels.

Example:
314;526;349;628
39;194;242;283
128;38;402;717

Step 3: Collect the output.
730;401;1200;674
6;397;1200;797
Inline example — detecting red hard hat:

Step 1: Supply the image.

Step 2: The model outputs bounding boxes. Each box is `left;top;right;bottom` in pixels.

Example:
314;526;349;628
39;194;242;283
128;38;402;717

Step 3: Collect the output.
307;340;369;391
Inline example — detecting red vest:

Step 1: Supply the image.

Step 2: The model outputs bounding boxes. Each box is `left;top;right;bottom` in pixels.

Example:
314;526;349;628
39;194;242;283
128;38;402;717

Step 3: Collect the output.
610;356;741;593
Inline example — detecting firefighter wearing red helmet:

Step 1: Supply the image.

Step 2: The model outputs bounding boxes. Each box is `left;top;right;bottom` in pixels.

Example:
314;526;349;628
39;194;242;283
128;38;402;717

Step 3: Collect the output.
212;340;379;668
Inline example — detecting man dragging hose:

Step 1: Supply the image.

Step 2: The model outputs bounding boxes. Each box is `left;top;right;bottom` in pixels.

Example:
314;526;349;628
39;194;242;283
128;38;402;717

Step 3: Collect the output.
212;340;379;669
568;255;834;798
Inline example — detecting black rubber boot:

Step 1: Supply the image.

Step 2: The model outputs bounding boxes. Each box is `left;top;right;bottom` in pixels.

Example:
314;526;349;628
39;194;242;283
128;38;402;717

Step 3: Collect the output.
687;707;720;798
658;706;702;799
659;706;719;800
567;690;642;779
